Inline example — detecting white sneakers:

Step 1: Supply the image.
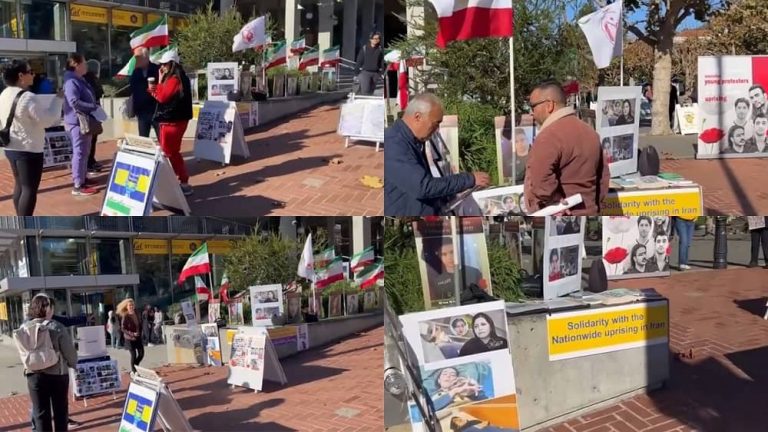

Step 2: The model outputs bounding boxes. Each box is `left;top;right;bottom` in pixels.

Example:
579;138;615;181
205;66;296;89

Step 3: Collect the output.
680;264;691;270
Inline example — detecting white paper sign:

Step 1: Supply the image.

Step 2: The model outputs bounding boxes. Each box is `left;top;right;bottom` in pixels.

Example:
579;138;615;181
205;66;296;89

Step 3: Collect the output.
596;86;642;177
543;216;586;299
207;62;240;102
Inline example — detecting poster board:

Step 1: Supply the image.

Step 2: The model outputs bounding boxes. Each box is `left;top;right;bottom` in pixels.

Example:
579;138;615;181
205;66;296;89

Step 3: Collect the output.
201;323;222;366
76;326;108;357
228;300;244;326
119;382;159;432
337;95;386;145
439;116;460;174
413;217;492;310
166;326;205;365
194;101;251;165
227;333;287;392
207;62;239;102
285;291;303;323
495;116;533;185
697;55;768;158
321;69;337;91
543;216;585;299
363;288;378;311
131;366;193;432
249;284;284;326
272;74;286;98
43;131;73;168
208;300;220;323
596;86;642;177
676;104;699;135
181;300;196;325
399;301;520;432
345;293;358;315
472;185;526;216
329;293;343;317
71;357;121;397
602;216;672;280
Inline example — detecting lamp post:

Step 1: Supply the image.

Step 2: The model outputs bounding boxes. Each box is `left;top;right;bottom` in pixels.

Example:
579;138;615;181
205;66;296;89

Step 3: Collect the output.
713;216;728;269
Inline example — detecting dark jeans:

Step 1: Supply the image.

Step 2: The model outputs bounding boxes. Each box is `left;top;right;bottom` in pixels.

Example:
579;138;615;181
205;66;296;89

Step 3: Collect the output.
674;218;695;266
27;373;69;432
5;150;44;216
137;113;159;138
87;134;98;168
750;227;768;264
127;339;145;372
358;71;379;95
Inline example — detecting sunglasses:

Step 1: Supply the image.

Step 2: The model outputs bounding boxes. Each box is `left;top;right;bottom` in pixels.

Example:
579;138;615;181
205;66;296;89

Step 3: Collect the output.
529;99;551;109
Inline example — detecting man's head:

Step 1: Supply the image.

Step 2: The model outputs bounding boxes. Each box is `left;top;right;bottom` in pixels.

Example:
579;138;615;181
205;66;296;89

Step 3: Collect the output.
735;98;750;120
134;47;150;69
728;124;746;150
402;93;444;141
637;216;652;238
439;241;455;273
654;228;669;255
749;85;766;109
754;113;768;139
529;80;566;127
631;244;647;268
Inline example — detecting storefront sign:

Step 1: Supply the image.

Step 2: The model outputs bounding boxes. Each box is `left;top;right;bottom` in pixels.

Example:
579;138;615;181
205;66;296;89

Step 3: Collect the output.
147;13;171;29
70;4;108;25
0;301;7;320
547;302;669;361
175;17;189;30
134;239;169;255
172;240;204;255
113;10;145;28
602;187;703;217
206;240;236;254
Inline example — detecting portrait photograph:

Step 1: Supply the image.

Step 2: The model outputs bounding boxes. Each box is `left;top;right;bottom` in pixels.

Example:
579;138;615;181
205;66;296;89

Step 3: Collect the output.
415;309;509;364
329;294;342;317
602;216;672;280
472;185;526;217
549;216;581;236
346;294;358;315
420;360;495;413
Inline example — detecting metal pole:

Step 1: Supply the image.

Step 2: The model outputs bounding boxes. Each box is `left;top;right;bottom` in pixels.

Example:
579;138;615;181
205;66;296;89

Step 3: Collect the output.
451;217;462;306
509;36;517;185
713;216;728;269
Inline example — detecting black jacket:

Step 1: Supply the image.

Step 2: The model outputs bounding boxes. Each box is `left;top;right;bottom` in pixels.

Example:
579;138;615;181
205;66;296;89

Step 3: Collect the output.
130;63;160;115
355;44;384;74
83;72;104;103
384;119;475;216
154;68;193;123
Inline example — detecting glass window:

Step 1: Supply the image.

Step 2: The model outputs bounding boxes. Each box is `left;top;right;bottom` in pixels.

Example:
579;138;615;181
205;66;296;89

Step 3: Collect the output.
71;8;110;79
35;217;84;230
90;238;131;275
0;0;18;38
39;238;88;276
131;217;169;233
134;251;173;312
20;0;66;41
47;289;68;317
110;10;145;77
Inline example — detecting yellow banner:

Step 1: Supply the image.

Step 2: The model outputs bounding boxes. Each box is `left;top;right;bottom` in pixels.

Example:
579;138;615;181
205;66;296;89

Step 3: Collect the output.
207;240;236;255
268;326;297;345
172;240;204;255
226;329;237;345
70;4;108;24
134;239;169;255
175;17;189;30
602;188;702;217
547;302;668;360
113;10;145;28
0;301;7;320
147;13;172;30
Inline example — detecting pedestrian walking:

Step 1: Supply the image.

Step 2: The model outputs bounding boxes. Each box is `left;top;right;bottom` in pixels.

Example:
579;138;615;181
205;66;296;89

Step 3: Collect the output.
0;60;65;216
141;304;153;346
117;298;144;374
153;307;164;344
673;216;696;271
747;216;768;268
107;310;121;348
355;31;384;96
62;53;101;196
13;294;77;432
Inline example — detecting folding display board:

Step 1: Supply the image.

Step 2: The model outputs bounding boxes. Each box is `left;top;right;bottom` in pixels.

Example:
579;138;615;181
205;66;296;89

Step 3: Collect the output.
227;331;287;392
129;366;193;432
595;86;642;177
543;217;586;299
193;101;251;165
337;94;385;151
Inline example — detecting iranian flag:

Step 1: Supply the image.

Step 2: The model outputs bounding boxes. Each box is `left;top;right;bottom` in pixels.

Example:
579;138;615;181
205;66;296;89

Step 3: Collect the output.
350;246;375;272
290;38;307;54
429;0;514;48
315;256;345;289
219;272;230;304
314;248;335;269
398;60;409;110
116;57;136;78
355;260;384;290
130;15;169;50
299;47;319;71
320;46;341;68
265;41;288;70
178;243;210;284
194;276;211;302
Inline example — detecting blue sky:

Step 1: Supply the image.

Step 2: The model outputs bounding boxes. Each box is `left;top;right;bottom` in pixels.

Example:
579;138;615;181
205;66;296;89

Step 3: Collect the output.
565;1;714;32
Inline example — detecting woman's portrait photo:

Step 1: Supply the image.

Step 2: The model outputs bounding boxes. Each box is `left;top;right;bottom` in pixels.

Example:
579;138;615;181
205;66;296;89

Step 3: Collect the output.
457;312;509;357
417;309;507;363
548;249;563;282
614;99;635;125
550;216;581;236
420;361;494;412
256;290;278;304
329;294;342;317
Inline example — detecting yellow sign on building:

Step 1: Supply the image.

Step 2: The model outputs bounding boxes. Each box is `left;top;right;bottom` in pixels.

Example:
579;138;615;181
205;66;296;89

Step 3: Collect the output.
70;4;108;25
134;239;170;255
602;187;703;217
547;301;669;361
113;10;145;28
206;240;236;255
175;17;189;30
172;240;204;255
0;301;7;320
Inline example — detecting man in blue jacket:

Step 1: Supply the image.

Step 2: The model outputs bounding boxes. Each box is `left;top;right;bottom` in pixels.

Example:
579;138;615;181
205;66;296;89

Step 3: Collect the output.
384;93;490;216
129;48;159;138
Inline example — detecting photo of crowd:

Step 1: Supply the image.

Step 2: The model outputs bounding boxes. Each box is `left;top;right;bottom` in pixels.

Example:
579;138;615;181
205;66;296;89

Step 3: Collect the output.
417;310;509;364
722;91;768;154
603;216;672;278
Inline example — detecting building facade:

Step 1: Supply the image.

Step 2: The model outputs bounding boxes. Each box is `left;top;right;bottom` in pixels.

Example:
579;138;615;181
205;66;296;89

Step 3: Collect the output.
0;216;382;336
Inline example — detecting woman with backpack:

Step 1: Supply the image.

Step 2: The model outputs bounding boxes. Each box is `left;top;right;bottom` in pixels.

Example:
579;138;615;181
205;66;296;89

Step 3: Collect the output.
14;293;77;431
117;298;144;374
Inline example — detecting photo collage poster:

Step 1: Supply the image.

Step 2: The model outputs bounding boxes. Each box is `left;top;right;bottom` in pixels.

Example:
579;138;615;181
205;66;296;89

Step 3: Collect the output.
250;284;284;326
194;101;236;150
471;185;526;217
399;301;520;432
596;86;642;177
543;217;586;299
43;132;73;168
72;359;121;397
602;216;672;280
168;327;205;365
697;56;768;158
227;333;267;391
495;115;534;186
201;323;222;367
208;299;220;323
414;218;493;310
207;62;239;102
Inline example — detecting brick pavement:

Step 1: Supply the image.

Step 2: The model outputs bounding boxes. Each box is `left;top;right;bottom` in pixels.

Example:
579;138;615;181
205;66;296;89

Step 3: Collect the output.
0;104;383;217
542;269;768;432
0;326;384;432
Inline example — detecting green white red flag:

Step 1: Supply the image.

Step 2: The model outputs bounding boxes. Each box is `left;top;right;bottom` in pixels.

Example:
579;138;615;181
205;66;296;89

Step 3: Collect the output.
320;46;341;68
313;248;335;269
299;47;319;71
315;256;344;289
354;260;384;290
178;243;210;284
265;41;288;70
194;276;211;302
130;15;169;49
350;246;375;272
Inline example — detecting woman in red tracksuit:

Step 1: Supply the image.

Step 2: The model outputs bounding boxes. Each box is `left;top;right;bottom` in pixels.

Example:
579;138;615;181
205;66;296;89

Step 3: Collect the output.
148;52;194;195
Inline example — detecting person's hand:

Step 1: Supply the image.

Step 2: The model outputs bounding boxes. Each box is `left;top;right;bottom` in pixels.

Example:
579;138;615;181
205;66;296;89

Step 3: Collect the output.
148;83;157;93
472;172;491;188
55;89;65;99
554;199;573;216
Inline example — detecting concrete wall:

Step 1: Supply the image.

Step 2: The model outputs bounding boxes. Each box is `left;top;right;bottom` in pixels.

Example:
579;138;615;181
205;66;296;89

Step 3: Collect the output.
508;302;670;430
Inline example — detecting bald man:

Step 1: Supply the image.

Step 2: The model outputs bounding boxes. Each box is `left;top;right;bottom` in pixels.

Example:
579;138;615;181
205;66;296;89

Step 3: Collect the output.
129;47;160;137
385;93;491;216
524;80;610;215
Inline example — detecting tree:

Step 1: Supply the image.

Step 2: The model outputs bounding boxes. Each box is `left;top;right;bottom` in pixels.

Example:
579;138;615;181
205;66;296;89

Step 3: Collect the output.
706;0;768;55
622;0;718;135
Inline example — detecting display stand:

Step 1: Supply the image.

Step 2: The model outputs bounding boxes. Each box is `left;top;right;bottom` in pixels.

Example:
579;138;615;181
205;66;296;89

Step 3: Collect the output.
337;94;385;152
124;366;193;432
101;135;191;216
227;329;287;393
193;101;251;165
43;128;73;170
70;354;121;407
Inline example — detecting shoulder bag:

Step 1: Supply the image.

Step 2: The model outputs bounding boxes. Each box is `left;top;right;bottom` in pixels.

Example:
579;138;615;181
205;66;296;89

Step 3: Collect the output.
0;90;28;147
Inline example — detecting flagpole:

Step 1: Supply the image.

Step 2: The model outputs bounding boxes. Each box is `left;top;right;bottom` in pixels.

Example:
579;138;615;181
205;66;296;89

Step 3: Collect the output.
451;216;462;306
509;35;517;185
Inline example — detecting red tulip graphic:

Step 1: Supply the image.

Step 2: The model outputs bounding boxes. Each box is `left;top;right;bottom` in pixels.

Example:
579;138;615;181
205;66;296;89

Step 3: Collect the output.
666;244;671;256
699;128;725;144
604;246;629;274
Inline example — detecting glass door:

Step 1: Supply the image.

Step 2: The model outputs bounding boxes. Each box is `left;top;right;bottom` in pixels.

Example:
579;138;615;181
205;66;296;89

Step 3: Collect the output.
69;290;111;327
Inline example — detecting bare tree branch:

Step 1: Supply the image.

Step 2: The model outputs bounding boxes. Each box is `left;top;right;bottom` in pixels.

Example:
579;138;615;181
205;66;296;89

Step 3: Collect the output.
627;24;658;46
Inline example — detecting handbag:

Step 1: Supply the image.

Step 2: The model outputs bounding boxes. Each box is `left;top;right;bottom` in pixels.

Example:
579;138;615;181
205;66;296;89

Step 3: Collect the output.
0;90;27;147
76;111;103;136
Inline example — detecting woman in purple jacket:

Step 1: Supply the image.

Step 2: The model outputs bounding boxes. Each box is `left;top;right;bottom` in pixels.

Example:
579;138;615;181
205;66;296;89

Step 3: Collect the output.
62;53;100;196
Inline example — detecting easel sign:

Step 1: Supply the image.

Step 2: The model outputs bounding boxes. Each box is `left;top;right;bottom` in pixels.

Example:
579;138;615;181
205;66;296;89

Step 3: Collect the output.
193;101;251;165
119;382;160;432
337;94;385;152
128;366;194;432
227;332;287;392
101;135;191;216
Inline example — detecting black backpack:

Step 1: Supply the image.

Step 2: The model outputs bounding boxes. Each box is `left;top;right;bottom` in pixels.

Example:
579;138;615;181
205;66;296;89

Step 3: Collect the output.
638;145;661;176
0;90;27;147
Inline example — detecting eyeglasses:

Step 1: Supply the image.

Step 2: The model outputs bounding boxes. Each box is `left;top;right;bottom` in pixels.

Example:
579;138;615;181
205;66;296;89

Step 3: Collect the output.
529;99;551;109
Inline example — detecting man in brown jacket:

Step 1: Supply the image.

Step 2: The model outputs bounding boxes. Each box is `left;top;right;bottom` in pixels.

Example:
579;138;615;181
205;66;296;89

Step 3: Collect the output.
524;80;610;215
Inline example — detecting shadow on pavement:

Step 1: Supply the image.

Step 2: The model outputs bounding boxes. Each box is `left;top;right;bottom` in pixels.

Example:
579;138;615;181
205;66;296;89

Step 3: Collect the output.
733;297;768;318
